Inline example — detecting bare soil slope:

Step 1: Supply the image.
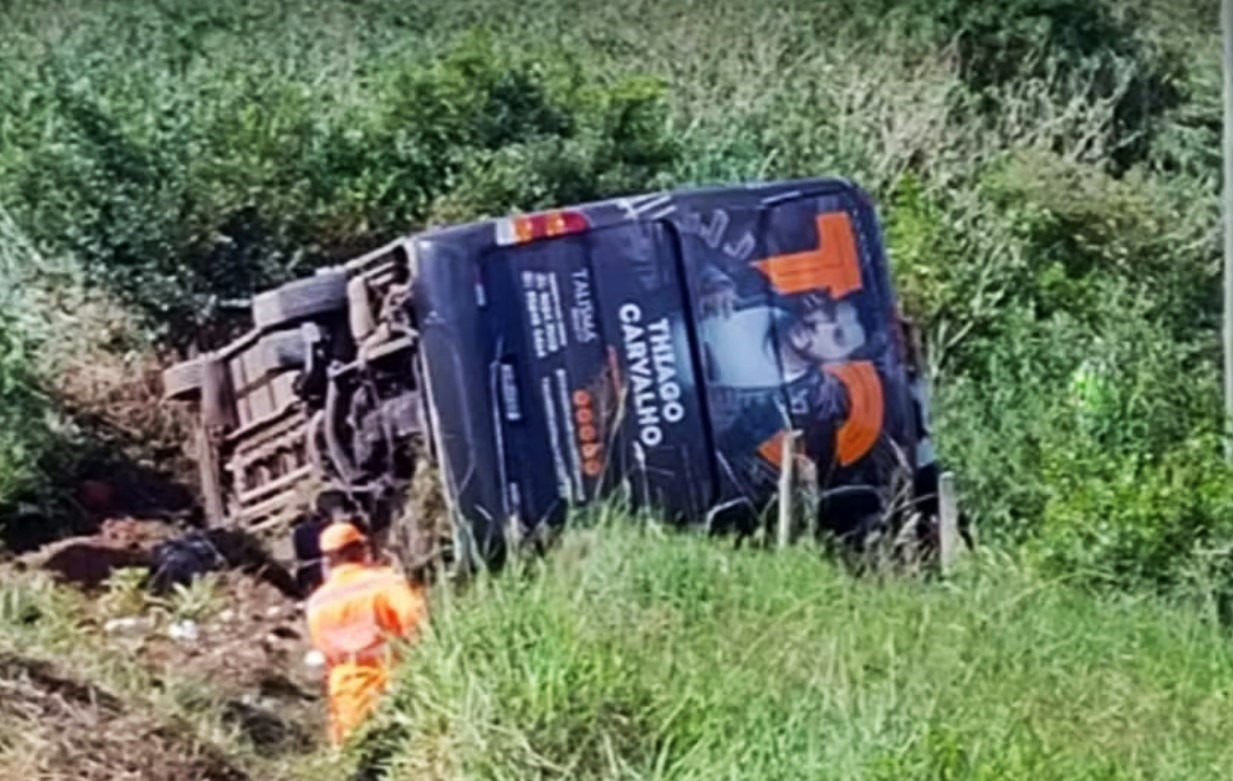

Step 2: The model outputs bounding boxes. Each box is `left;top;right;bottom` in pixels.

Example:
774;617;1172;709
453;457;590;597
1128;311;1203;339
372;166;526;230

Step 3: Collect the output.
0;653;250;781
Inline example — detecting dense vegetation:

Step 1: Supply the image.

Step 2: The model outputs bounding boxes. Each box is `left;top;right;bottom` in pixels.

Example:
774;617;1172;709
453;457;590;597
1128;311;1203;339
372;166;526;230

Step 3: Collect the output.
0;1;1227;585
2;1;1232;776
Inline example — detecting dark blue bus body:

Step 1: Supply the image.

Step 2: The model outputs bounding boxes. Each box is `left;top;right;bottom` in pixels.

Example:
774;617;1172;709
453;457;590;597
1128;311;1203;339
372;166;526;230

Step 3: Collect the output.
410;178;926;560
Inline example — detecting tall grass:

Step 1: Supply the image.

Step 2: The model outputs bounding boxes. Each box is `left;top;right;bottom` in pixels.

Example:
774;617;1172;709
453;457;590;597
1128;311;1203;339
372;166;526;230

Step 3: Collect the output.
353;522;1233;780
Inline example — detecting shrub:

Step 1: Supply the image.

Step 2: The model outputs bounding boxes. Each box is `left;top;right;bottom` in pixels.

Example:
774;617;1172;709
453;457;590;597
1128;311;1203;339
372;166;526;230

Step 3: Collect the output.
0;317;48;508
1023;292;1229;590
0;25;676;350
888;0;1183;168
1036;435;1233;591
978;151;1218;336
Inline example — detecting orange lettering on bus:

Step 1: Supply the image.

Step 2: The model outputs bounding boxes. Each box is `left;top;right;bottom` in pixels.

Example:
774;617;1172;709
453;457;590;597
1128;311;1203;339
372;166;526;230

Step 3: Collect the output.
753;212;862;298
823;360;884;466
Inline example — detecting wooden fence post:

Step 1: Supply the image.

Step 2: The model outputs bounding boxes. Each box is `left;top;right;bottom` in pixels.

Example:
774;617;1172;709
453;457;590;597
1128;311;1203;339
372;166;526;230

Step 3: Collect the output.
777;430;798;550
938;471;961;574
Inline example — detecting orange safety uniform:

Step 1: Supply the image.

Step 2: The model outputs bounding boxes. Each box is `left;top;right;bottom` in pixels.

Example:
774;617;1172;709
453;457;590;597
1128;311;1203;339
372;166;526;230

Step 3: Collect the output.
306;558;427;745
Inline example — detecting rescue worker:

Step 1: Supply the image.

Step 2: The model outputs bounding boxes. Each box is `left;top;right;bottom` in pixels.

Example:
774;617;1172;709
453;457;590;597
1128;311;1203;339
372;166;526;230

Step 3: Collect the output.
305;521;428;746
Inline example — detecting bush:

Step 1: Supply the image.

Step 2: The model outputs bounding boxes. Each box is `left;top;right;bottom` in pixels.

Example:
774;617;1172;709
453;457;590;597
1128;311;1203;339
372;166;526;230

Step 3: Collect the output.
896;0;1181;167
1019;286;1229;591
893;144;1222;573
0;317;48;508
0;25;676;350
979;152;1217;334
1036;435;1233;591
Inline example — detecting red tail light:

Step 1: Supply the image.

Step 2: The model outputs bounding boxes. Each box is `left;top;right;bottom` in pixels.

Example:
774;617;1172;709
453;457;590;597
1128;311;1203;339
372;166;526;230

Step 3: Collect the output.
496;210;590;246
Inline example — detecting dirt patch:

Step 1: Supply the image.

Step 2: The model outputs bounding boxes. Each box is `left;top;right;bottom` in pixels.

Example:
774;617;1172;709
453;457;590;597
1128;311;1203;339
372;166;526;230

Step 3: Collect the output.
98;517;182;549
202;528;302;598
16;518;181;590
0;653;250;781
16;519;302;599
135;572;314;691
9;522;328;756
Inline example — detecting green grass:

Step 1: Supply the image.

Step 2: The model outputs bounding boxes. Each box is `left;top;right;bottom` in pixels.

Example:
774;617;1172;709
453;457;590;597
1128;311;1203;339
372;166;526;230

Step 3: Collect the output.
7;522;1233;780
353;522;1233;780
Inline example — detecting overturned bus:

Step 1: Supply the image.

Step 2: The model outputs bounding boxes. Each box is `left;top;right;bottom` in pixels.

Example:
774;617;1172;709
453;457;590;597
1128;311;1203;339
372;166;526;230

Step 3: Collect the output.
162;178;945;590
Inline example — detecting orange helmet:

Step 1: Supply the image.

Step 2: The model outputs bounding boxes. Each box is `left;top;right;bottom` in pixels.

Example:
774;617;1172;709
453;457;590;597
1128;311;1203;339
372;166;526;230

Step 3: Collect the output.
319;522;367;554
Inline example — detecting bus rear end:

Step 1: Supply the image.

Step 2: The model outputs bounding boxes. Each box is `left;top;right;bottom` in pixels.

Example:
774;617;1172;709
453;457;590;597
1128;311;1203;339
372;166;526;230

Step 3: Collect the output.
412;178;923;562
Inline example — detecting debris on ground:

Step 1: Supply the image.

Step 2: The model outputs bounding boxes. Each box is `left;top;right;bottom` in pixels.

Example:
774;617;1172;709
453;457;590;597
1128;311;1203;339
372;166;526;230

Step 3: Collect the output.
103;616;157;638
17;518;302;600
0;652;251;781
100;569;325;751
16;517;180;590
167;618;200;644
8;518;329;763
150;532;227;594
